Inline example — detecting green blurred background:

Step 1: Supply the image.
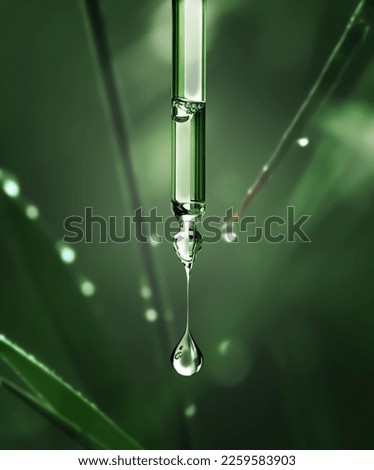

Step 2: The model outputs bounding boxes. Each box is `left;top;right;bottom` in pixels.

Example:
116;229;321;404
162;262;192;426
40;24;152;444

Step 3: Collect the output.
1;0;373;449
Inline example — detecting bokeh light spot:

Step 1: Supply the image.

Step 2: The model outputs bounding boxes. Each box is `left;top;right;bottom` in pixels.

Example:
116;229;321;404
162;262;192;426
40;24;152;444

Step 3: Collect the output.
3;179;20;198
218;339;232;355
145;308;158;322
297;137;309;147
149;236;161;247
58;244;76;264
140;285;152;300
149;3;171;63
25;204;39;220
80;280;96;297
164;308;174;322
184;404;196;418
207;339;253;387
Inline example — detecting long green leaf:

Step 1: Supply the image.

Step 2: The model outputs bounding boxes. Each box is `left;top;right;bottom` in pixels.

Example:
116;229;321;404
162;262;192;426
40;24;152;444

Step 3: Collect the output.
0;335;141;450
0;191;125;403
0;377;99;449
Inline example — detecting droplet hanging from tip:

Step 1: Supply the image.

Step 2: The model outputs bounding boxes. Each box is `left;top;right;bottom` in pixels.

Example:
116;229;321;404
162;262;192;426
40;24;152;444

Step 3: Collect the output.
170;253;203;376
173;216;203;271
171;329;203;377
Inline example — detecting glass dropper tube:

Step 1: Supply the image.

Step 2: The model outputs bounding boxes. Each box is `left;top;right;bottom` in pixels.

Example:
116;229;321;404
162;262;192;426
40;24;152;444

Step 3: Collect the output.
170;0;206;376
171;0;206;226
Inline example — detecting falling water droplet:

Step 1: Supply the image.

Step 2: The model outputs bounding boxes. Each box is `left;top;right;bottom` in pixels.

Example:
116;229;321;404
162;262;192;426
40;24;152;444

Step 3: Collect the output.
171;261;203;376
171;329;203;376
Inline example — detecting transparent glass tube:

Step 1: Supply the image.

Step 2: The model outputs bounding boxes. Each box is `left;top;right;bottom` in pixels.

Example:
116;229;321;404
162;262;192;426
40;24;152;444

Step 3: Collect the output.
171;0;206;220
172;0;206;102
170;0;206;376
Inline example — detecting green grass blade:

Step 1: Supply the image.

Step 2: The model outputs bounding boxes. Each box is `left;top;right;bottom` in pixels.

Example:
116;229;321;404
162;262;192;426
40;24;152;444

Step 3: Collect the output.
0;335;142;450
0;377;100;449
0;191;125;403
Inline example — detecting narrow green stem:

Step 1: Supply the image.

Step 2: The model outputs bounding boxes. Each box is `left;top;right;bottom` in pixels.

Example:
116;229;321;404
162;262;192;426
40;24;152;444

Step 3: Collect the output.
232;0;372;220
80;0;173;357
